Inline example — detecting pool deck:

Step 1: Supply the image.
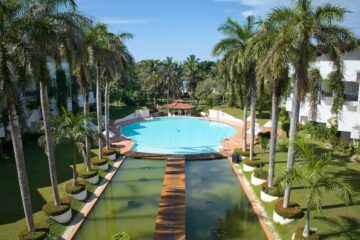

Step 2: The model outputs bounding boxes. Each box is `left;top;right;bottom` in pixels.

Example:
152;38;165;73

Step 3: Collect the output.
154;158;186;240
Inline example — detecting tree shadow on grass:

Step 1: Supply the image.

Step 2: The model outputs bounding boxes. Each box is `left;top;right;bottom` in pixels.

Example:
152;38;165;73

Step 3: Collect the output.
315;216;360;240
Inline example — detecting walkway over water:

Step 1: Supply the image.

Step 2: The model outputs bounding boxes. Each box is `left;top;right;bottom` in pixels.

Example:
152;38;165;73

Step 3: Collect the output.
154;158;186;240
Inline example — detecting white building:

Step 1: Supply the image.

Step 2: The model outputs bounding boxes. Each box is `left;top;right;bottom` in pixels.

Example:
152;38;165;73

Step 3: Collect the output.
286;48;360;140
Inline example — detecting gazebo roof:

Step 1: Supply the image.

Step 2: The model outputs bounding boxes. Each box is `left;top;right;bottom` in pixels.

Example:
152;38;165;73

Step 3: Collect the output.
164;99;196;110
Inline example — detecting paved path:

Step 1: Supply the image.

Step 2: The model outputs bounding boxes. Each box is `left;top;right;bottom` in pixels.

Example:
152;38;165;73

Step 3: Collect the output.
154;158;186;240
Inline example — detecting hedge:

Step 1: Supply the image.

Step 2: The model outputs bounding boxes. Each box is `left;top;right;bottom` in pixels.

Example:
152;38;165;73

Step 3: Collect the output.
274;199;303;219
19;222;49;240
294;227;319;240
42;197;71;217
65;182;86;194
101;147;116;156
233;148;257;157
78;169;98;179
261;182;283;196
244;158;262;168
253;168;268;179
91;156;108;166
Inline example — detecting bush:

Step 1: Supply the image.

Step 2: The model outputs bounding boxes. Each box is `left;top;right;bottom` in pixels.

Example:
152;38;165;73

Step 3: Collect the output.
78;169;98;179
274;199;303;219
19;222;49;240
244;158;262;168
101;148;116;156
65;182;86;194
91;156;108;166
261;182;283;196
294;227;320;240
110;232;131;240
42;198;71;217
253;168;268;179
233;148;256;157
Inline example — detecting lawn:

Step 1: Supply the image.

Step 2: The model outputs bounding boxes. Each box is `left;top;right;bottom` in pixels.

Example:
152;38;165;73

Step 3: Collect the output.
212;106;271;126
239;132;360;240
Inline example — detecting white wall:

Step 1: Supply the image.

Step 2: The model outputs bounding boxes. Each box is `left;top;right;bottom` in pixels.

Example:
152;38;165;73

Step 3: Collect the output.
208;109;243;124
114;109;150;123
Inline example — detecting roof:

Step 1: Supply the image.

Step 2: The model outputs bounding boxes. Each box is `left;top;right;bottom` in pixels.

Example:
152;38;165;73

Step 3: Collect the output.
164;99;196;110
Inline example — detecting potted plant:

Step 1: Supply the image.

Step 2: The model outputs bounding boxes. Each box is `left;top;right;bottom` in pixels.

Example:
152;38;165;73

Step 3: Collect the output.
18;222;49;240
101;147;117;160
273;199;303;225
42;197;72;224
260;182;282;202
65;181;87;201
91;156;109;171
243;157;261;172
251;168;268;186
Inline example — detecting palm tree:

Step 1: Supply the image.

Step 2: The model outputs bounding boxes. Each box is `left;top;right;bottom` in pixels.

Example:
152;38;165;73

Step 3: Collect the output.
0;1;35;232
213;16;257;154
23;0;86;207
183;54;200;98
50;108;97;186
277;139;353;237
308;68;322;121
160;57;180;103
250;20;290;188
267;0;357;208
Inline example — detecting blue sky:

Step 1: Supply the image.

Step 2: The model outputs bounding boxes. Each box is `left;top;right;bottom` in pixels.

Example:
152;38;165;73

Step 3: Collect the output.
76;0;360;62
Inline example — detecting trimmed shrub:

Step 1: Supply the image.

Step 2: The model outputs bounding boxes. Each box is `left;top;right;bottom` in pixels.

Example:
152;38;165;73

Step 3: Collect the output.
274;199;303;219
42;198;71;217
294;227;320;240
78;169;98;179
65;182;86;194
253;168;268;179
110;232;131;240
19;222;49;240
261;182;283;197
101;148;116;156
244;158;262;168
233;148;255;157
91;156;108;166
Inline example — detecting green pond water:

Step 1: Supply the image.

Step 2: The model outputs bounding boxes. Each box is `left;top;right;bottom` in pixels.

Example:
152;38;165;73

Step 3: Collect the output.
186;159;267;240
74;159;166;240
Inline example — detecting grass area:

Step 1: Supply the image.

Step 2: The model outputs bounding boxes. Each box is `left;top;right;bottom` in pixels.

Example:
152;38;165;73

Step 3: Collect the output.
239;132;360;240
212;106;270;126
109;102;139;120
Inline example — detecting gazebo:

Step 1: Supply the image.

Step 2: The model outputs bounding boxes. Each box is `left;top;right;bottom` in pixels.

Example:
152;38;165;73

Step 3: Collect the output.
164;99;196;116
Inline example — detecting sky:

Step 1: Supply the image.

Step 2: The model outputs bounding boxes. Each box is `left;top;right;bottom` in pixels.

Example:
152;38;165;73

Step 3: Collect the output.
76;0;360;62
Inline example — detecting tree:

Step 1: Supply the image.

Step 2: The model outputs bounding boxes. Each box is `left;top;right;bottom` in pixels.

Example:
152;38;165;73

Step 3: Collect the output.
160;57;181;103
266;0;357;208
277;138;353;237
50;108;98;186
183;54;200;98
308;68;322;121
0;0;35;232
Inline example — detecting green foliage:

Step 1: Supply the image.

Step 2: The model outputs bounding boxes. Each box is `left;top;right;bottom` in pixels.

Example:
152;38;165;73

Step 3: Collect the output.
19;222;49;240
101;148;116;156
253;168;268;179
303;122;340;146
328;71;345;115
55;69;68;111
294;228;319;240
274;199;303;219
65;182;86;194
279;107;290;137
261;182;283;197
110;232;131;240
42;198;71;217
78;169;98;179
91;156;108;166
244;158;262;167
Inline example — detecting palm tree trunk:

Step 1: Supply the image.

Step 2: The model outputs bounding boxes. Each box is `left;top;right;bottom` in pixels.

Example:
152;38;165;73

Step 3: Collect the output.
39;81;60;206
7;97;35;232
72;144;78;186
283;75;301;208
268;84;278;188
242;95;247;151
105;81;110;150
96;63;103;159
250;81;256;161
303;206;311;238
83;90;91;171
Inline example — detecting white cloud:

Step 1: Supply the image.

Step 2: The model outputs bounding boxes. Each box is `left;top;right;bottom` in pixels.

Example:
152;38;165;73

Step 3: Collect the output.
101;19;149;25
241;9;256;17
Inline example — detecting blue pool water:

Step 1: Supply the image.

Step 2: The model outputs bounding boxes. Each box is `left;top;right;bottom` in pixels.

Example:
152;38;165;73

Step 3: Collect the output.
121;117;237;154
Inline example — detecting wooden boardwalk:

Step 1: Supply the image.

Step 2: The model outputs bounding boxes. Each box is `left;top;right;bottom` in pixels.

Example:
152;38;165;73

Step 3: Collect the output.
154;158;186;240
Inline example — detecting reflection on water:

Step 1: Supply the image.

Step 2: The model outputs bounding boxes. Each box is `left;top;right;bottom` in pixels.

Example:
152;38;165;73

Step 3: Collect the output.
74;159;166;240
185;159;267;240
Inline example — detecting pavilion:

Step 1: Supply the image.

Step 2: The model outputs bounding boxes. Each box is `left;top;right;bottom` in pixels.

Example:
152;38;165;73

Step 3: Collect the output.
164;99;196;116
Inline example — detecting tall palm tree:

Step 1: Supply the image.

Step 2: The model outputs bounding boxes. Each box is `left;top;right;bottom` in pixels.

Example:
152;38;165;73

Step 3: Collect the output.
183;54;200;98
24;0;85;207
0;1;35;232
161;57;180;103
277;139;353;237
250;20;290;188
267;0;357;208
213;16;257;154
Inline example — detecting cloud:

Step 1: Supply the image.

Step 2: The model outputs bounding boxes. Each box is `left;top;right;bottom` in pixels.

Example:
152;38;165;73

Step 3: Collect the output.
101;19;149;25
241;9;255;17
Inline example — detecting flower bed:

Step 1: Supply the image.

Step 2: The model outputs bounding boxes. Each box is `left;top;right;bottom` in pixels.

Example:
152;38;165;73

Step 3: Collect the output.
274;199;303;219
65;182;86;194
261;182;283;197
293;227;319;240
42;197;71;217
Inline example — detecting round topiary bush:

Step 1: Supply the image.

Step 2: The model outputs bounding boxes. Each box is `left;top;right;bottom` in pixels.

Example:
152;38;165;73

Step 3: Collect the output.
19;222;49;240
261;182;283;197
294;227;319;240
65;182;86;194
101;148;116;156
42;197;71;217
253;168;268;179
244;158;262;168
77;169;98;179
91;156;108;166
274;199;303;219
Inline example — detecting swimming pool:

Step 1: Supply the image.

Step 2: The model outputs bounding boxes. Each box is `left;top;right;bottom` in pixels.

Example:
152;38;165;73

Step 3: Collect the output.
121;117;237;154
